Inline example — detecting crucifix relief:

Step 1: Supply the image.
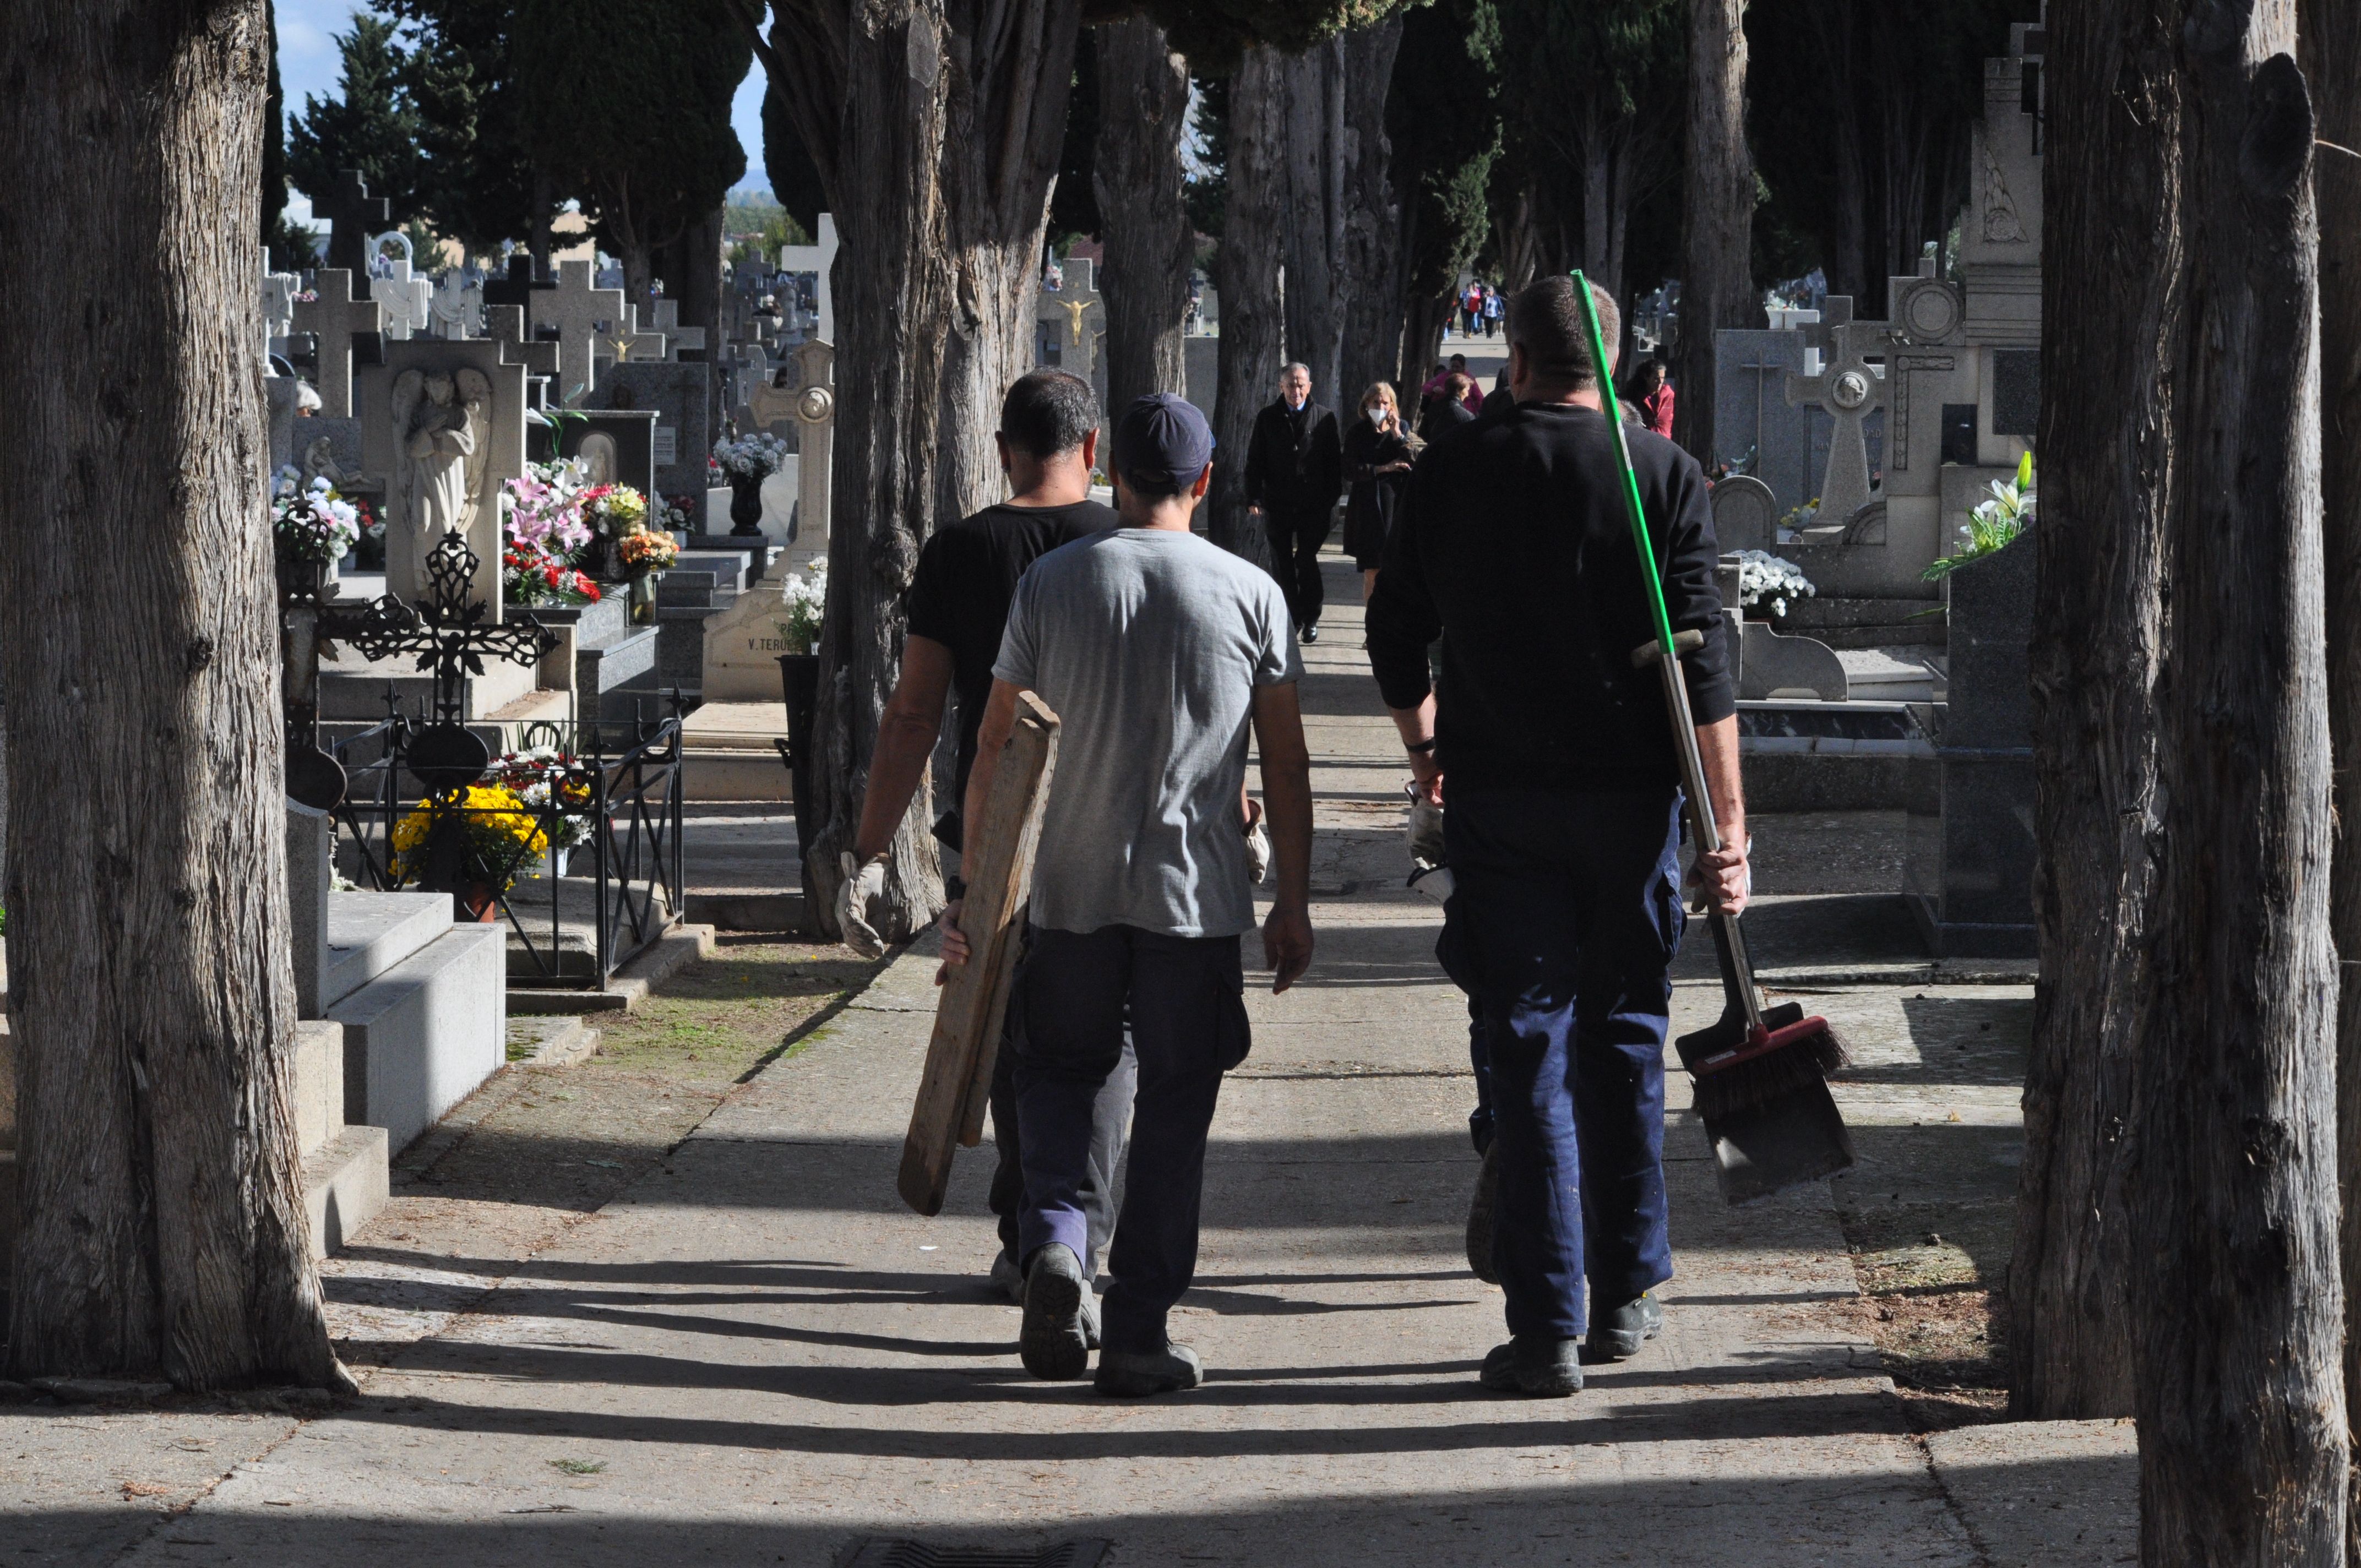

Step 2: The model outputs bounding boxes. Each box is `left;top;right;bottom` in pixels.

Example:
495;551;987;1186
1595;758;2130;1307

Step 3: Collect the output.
1784;298;1889;526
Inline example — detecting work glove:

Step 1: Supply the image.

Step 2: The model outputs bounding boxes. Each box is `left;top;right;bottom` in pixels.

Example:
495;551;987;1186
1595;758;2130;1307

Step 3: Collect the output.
836;851;888;958
1405;786;1446;865
1243;798;1271;885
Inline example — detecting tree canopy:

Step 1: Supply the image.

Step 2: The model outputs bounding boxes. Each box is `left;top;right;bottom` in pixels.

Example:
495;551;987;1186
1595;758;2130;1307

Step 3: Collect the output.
285;13;426;223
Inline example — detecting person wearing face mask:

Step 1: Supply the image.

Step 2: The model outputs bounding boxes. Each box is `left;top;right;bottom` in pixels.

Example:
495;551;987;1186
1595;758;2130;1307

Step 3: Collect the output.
1341;382;1418;609
1243;362;1344;644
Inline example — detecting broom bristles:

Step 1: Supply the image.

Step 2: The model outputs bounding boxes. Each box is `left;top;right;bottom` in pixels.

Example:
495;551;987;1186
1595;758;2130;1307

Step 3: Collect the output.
1689;1016;1849;1123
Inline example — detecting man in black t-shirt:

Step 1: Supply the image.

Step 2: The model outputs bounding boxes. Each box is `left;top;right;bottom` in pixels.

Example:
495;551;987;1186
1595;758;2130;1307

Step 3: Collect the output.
835;369;1134;1313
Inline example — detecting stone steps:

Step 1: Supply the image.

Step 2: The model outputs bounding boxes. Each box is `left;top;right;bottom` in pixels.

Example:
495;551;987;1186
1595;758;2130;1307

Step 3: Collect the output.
326;922;507;1157
681;701;792;802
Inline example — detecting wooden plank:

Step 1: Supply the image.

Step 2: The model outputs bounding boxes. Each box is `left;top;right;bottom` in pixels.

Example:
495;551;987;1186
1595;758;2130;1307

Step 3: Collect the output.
896;690;1059;1216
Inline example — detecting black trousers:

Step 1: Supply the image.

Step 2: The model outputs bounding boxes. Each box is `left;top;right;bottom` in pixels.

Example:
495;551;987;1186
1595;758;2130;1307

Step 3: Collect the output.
988;943;1135;1276
1015;925;1250;1354
1269;503;1333;632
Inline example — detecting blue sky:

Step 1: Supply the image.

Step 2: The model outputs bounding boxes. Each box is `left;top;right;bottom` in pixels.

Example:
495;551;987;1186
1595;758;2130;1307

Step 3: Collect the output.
274;0;773;200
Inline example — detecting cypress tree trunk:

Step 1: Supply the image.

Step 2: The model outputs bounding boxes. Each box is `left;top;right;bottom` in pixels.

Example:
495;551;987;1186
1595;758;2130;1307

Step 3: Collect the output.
2134;9;2344;1560
1091;14;1193;412
1281;36;1347;412
2008;0;2173;1424
1209;47;1286;570
1670;0;1755;462
1338;15;1406;409
2298;3;2361;1556
755;0;1078;940
0;0;346;1390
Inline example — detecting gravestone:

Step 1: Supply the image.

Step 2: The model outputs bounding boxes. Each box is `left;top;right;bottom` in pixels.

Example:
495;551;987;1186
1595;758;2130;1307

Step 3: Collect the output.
1905;531;2034;956
746;338;834;555
1036;256;1104;392
368;232;434;341
265;371;321;473
262;254;300;356
1709;476;1778;554
527;407;657;498
698;573;801;700
358;340;527;614
598;360;714;505
486;303;559;407
428;268;484;339
317;168;391;277
291;269;385;420
538;259;628;407
650;299;706;361
776;213;839;342
1783;298;1888;526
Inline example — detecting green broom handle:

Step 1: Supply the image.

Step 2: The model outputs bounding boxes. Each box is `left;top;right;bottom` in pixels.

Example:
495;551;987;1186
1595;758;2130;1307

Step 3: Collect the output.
1570;272;1764;1035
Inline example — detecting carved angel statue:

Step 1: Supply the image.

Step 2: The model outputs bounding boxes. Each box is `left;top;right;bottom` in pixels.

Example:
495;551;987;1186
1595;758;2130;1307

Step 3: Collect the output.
390;367;492;551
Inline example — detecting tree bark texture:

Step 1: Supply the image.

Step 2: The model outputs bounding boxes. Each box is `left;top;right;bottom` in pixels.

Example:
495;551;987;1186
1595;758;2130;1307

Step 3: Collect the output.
757;0;1078;940
2297;9;2361;1550
1671;0;1756;462
657;204;727;438
2135;7;2345;1561
2009;0;2176;1425
0;0;346;1389
1091;13;1193;412
1281;37;1348;413
1338;16;1406;411
1209;47;1287;570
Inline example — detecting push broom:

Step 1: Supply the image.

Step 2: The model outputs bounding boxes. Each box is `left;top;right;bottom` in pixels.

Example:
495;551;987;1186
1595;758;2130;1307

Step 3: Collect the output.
1570;271;1854;1202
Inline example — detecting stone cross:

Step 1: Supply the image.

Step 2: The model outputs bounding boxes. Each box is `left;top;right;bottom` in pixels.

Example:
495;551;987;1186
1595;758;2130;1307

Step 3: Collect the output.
487;303;559;408
606;303;669;364
537;259;628;407
290;268;384;419
1783;297;1889;526
1037;257;1102;378
317;169;391;277
262;248;300;355
775;212;839;342
429;269;483;339
368;232;433;341
650;300;705;360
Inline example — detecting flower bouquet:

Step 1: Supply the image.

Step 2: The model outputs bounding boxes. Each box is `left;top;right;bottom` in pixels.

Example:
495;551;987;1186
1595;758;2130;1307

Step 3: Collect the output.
1734;550;1817;618
583;483;649;539
389;783;553;916
503;544;602;607
777;558;828;655
271;466;364;565
617;530;679;574
660;494;700;534
503;459;592;558
1924;452;2035;580
483;745;596;872
712;432;790;483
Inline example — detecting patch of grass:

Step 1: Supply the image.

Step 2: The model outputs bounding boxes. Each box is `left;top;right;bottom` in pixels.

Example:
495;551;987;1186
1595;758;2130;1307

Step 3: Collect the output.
548;1457;606;1476
590;939;883;1081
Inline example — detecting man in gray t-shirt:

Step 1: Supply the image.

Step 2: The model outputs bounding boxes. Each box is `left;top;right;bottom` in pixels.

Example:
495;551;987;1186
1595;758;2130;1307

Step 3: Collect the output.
948;393;1314;1397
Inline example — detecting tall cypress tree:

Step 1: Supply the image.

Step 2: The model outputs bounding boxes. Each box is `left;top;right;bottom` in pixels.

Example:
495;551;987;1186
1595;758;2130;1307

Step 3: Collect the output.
284;14;425;221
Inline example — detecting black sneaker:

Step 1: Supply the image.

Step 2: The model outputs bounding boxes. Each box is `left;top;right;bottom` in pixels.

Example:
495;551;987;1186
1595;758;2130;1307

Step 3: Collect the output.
1588;1292;1664;1362
1301;623;1320;644
1465;1142;1499;1285
1478;1335;1584;1396
1095;1340;1204;1397
1019;1244;1091;1380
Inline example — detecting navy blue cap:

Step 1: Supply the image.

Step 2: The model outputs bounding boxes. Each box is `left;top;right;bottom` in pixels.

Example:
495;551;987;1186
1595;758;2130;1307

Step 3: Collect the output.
1109;393;1214;493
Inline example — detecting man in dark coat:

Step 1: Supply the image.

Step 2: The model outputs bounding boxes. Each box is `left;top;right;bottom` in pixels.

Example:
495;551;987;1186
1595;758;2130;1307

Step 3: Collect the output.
1243;362;1344;643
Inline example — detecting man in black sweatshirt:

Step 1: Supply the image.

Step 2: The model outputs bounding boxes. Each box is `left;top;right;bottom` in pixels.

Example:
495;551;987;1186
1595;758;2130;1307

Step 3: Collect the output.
1366;275;1749;1397
1243;363;1343;643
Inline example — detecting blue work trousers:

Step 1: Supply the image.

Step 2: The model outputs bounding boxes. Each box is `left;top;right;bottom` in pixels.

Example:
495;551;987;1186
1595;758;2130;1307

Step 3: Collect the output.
1445;786;1684;1339
1015;924;1251;1354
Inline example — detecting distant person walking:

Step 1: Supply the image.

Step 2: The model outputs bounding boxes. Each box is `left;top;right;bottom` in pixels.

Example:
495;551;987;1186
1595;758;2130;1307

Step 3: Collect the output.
1482;285;1504;339
1418;373;1478;442
1629;357;1675;438
1462;281;1484;336
1342;382;1417;605
950;392;1315;1397
1244;363;1344;644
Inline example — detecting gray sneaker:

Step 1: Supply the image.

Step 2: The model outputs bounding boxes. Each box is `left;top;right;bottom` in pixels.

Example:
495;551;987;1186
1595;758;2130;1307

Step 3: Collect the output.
1479;1335;1584;1397
1019;1245;1091;1381
1588;1292;1664;1362
1095;1341;1204;1397
989;1248;1025;1304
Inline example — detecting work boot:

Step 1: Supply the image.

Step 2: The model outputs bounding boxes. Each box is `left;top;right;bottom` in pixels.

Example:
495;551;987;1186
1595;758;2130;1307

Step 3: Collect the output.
998;1248;1102;1347
1479;1335;1584;1397
1301;623;1320;644
1019;1244;1091;1381
1095;1340;1204;1398
1464;1141;1499;1284
1587;1292;1664;1362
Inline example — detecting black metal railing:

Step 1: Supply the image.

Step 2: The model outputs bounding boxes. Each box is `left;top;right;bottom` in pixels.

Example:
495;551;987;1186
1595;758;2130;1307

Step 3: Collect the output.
329;698;685;992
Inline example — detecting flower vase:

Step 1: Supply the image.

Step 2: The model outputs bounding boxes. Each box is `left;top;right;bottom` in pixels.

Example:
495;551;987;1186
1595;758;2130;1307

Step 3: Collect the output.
730;476;767;537
456;883;502;924
629;568;659;625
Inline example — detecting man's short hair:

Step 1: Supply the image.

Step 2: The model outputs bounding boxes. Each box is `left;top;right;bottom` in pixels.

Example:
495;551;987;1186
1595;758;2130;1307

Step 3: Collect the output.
1509;276;1619;391
1280;361;1311;382
999;369;1099;460
1446;373;1475;400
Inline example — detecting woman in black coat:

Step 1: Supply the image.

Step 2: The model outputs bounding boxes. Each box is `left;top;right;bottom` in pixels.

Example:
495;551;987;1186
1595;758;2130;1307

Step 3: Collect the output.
1342;381;1418;606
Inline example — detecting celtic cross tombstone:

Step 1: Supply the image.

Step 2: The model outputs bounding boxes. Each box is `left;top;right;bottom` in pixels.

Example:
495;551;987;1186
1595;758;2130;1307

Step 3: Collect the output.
1783;297;1889;526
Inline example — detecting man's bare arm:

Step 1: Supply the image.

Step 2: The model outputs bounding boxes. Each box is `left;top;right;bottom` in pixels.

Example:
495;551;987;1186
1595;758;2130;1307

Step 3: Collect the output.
940;678;1025;969
851;635;956;863
1690;713;1749;916
1252;682;1315;992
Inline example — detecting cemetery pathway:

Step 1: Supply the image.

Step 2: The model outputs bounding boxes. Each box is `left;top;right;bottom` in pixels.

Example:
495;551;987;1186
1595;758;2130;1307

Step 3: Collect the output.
15;555;2135;1566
